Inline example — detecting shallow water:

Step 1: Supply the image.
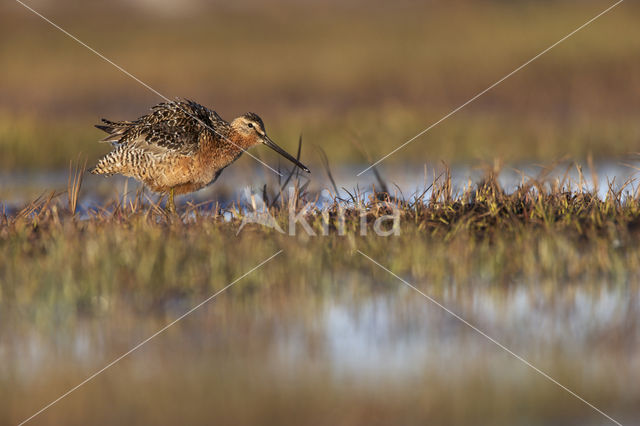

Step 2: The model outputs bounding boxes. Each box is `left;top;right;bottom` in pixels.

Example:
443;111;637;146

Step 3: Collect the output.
3;278;639;424
2;161;639;213
3;162;640;424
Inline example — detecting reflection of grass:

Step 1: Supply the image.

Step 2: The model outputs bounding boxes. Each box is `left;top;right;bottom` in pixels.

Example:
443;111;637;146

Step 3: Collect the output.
1;1;640;168
2;170;640;423
7;351;633;425
3;169;640;424
3;167;640;315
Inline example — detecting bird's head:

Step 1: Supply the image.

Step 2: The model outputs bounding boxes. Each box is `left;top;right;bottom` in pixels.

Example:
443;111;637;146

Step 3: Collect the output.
231;113;310;173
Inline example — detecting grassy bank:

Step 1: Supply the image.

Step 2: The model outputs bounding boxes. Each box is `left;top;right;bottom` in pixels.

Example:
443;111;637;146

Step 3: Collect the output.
2;170;640;425
2;169;640;315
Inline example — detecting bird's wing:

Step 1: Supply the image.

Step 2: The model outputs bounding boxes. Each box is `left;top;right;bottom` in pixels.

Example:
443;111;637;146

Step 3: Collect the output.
95;100;227;155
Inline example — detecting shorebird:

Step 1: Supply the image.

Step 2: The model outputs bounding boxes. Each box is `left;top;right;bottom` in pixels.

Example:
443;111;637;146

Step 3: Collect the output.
91;99;309;211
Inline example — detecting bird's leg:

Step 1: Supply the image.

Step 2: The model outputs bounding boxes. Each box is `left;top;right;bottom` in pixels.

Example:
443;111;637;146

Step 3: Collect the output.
166;188;176;214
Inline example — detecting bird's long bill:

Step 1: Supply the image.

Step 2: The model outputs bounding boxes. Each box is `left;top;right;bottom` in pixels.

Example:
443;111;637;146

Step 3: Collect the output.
264;136;310;173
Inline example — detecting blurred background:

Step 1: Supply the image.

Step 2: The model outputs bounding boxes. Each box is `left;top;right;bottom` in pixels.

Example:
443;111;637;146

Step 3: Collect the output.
2;0;639;172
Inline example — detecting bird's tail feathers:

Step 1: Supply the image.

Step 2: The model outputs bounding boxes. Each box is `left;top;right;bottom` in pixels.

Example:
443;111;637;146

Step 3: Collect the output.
90;151;121;176
95;119;130;143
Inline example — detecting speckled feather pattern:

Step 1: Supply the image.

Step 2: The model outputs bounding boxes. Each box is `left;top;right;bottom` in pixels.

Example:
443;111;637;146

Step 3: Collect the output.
91;100;256;194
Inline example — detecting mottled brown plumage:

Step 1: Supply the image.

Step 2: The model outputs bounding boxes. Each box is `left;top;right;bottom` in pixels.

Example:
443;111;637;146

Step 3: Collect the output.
91;100;309;209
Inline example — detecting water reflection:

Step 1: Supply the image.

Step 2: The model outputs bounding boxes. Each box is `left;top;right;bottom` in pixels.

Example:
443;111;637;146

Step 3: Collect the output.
2;161;639;212
2;278;639;424
317;283;640;376
5;281;638;379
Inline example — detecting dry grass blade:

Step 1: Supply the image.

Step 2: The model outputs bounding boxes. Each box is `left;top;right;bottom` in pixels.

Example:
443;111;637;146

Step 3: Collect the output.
316;147;340;196
269;134;306;209
67;155;87;216
12;192;49;223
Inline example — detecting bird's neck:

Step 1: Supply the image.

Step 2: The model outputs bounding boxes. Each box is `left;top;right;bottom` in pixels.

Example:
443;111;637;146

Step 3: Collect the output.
228;130;258;151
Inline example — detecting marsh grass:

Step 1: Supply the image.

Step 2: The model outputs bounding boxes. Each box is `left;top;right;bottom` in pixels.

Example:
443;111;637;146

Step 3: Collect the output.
67;155;87;216
3;163;640;425
2;161;640;314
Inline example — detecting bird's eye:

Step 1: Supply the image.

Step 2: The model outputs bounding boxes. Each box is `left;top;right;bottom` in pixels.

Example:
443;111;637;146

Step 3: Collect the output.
247;123;254;129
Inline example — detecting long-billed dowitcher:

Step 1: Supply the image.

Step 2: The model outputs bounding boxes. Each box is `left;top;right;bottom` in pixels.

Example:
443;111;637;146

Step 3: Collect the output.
91;99;309;211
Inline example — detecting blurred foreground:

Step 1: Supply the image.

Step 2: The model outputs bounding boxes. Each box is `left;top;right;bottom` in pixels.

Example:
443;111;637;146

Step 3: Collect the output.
2;170;640;425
